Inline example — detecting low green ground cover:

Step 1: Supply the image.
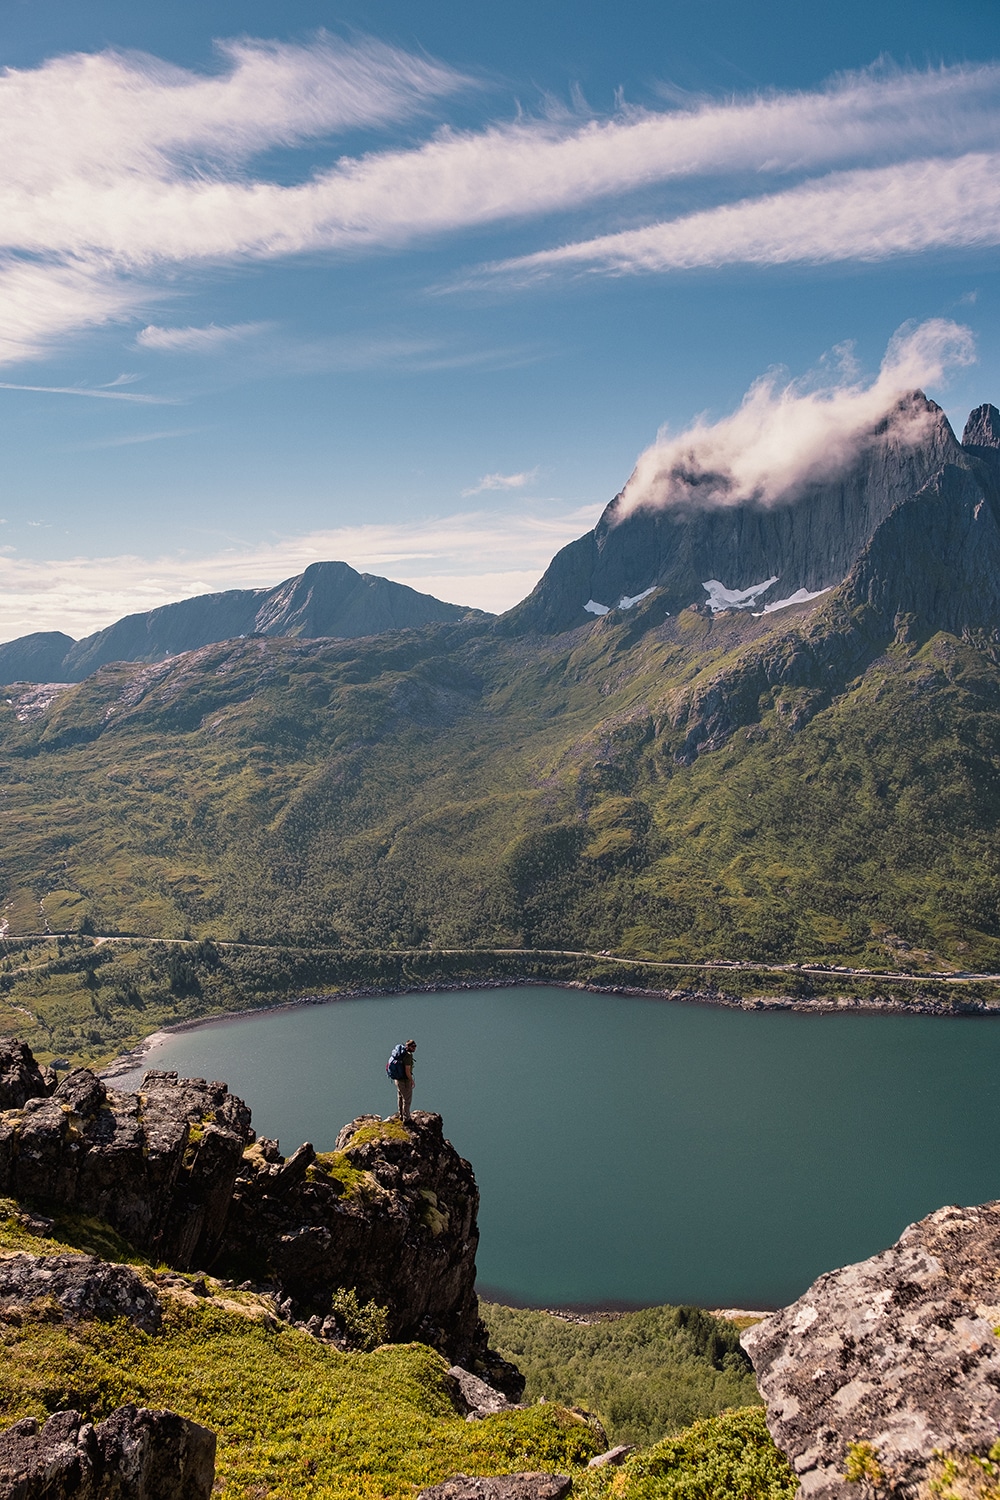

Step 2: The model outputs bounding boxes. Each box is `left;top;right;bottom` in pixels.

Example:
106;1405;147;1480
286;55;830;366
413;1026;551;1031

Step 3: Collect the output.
0;1203;796;1499
4;612;1000;984
479;1303;761;1447
576;1408;798;1500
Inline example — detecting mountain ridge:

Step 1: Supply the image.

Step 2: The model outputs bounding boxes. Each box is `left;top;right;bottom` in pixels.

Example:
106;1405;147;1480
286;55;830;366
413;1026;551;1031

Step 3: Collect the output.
504;393;998;636
0;559;482;684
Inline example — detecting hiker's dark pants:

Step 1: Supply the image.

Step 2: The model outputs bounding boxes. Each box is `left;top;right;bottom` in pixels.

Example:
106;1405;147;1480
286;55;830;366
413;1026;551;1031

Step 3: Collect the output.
396;1078;413;1118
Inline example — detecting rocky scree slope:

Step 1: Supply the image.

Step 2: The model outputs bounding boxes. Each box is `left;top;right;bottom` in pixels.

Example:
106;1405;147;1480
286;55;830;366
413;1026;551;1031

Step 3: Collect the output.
0;559;480;684
0;1037;508;1381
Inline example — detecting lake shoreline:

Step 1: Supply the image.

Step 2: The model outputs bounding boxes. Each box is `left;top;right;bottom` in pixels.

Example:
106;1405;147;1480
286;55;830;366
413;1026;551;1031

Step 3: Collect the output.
99;974;1000;1080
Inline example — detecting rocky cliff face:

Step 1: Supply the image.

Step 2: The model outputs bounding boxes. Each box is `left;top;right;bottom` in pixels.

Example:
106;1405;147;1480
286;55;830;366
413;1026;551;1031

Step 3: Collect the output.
220;1111;487;1367
0;1063;252;1270
743;1201;1000;1500
0;561;479;685
0;1041;506;1383
504;395;997;636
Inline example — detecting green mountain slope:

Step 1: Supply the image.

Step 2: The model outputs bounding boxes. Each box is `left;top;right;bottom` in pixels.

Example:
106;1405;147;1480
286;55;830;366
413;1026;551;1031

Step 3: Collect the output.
2;578;1000;984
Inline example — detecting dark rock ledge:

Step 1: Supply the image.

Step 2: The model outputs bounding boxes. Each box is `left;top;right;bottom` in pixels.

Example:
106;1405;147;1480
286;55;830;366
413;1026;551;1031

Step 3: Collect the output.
0;1405;216;1500
0;1037;518;1386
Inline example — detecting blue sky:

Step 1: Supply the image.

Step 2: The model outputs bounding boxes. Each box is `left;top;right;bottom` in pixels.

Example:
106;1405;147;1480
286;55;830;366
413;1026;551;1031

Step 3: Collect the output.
0;0;999;639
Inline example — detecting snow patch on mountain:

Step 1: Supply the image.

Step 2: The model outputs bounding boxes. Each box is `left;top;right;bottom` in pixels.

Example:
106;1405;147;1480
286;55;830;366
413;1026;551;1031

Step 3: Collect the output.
753;585;832;616
702;576;779;612
619;586;657;609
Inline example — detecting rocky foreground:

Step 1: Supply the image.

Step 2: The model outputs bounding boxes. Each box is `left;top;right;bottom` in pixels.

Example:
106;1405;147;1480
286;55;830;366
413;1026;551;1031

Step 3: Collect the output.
0;1037;506;1376
5;1034;1000;1498
743;1202;1000;1498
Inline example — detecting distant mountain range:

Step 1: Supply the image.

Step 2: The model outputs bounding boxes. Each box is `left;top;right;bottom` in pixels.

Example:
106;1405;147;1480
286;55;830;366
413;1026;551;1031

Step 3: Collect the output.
0;560;480;684
4;393;1000;987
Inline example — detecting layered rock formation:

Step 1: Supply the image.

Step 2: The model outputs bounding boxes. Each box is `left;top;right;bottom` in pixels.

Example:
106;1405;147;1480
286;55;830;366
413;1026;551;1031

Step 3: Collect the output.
0;1406;216;1499
0;560;479;685
742;1201;1000;1500
0;1064;252;1270
221;1110;508;1377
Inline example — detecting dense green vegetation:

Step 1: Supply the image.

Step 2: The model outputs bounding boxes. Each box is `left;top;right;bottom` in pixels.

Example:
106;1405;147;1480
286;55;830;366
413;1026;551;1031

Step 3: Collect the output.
479;1303;761;1447
4;593;1000;1056
576;1408;798;1500
0;1201;796;1499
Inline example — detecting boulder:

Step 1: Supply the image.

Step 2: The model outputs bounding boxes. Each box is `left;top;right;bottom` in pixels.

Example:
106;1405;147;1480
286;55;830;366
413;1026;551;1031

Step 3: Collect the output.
0;1404;216;1498
447;1366;514;1419
0;1065;253;1269
0;1253;162;1333
0;1040;53;1110
587;1446;634;1469
742;1201;1000;1500
417;1476;572;1500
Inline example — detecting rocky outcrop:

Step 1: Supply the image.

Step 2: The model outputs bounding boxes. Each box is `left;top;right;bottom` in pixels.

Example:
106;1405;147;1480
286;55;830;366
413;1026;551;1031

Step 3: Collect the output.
417;1476;572;1500
0;1253;162;1333
0;1040;55;1111
0;1065;253;1270
742;1201;1000;1500
0;1405;215;1499
220;1110;516;1384
0;1043;511;1382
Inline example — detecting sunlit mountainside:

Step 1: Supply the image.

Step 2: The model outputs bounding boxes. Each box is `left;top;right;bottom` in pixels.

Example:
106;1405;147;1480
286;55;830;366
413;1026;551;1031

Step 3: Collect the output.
2;393;1000;1012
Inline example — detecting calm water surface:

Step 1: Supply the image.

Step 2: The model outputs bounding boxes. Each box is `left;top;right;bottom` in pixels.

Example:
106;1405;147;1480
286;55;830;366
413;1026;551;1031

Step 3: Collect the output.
113;987;1000;1310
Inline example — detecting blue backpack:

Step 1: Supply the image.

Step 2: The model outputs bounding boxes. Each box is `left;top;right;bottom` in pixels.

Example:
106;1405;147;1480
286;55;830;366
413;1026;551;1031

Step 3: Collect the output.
386;1044;409;1081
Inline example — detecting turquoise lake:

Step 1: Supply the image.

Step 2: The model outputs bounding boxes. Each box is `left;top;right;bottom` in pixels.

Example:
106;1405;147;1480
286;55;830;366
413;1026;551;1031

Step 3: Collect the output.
112;986;1000;1310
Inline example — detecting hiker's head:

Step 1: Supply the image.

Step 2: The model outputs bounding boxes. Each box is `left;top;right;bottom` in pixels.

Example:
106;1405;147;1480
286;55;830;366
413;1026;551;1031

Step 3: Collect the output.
406;1039;416;1052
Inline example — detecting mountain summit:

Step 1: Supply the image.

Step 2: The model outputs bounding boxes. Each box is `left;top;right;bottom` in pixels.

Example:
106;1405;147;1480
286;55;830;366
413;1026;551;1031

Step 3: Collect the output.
505;394;1000;635
0;560;480;684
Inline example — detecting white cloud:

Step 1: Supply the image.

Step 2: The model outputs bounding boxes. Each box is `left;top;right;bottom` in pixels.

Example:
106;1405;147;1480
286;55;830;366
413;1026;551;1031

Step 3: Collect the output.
0;379;176;403
0;503;602;640
618;318;975;516
484;153;1000;281
461;468;539;496
0;47;995;361
136;321;271;352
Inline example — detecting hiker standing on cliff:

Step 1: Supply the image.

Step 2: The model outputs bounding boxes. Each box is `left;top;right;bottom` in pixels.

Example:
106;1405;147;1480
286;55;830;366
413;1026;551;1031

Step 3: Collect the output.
386;1039;416;1121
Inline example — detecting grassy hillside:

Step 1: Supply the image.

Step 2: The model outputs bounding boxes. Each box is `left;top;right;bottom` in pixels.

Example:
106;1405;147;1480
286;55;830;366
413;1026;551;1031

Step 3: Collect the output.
479;1303;761;1447
3;594;1000;1004
0;1200;796;1500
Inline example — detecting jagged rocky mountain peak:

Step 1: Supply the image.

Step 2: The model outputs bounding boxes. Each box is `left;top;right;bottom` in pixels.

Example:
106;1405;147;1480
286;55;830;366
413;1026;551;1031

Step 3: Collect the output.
504;392;993;636
963;402;1000;452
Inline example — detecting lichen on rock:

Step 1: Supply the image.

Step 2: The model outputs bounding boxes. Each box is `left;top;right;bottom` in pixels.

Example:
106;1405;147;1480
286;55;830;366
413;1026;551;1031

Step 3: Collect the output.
742;1201;1000;1500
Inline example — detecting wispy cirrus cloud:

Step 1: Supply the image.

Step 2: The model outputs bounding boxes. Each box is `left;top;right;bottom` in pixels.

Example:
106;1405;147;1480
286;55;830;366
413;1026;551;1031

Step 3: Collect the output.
0;503;602;640
136;321;271;352
481;152;1000;282
462;467;539;496
0;380;176;402
0;43;998;362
